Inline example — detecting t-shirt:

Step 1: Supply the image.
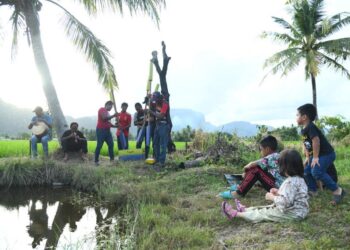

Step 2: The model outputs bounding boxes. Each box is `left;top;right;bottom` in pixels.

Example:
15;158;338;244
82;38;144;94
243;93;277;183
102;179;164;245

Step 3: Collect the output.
117;112;131;136
134;110;145;126
31;114;52;137
301;122;334;157
96;107;112;129
61;130;85;143
155;101;169;123
258;152;285;188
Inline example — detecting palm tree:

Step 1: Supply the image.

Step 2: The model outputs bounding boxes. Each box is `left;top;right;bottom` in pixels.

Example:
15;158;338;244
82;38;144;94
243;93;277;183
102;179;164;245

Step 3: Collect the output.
0;0;164;140
263;0;350;115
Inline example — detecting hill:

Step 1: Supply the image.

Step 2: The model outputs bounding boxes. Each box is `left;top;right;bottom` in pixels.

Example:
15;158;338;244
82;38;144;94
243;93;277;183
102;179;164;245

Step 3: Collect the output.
0;99;264;137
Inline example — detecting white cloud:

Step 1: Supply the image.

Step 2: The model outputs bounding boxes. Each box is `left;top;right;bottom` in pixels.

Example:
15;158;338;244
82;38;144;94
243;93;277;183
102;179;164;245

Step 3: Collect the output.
0;0;349;127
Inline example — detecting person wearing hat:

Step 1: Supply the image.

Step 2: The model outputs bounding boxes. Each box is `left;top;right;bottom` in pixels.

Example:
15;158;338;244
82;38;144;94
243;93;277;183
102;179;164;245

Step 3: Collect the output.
28;106;53;158
61;122;88;162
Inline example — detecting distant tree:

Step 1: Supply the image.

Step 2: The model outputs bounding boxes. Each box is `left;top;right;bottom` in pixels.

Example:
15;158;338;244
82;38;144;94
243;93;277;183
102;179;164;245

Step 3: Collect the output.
316;115;350;141
263;0;350;116
271;125;300;141
0;0;165;140
172;125;196;142
17;132;31;140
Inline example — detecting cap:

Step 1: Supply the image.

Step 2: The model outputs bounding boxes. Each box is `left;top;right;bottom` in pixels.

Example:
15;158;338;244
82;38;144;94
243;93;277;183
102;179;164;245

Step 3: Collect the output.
33;106;43;112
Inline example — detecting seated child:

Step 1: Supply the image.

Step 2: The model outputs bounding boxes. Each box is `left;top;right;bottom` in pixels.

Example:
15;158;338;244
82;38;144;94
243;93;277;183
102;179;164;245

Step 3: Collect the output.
219;135;285;199
297;103;345;205
221;149;309;223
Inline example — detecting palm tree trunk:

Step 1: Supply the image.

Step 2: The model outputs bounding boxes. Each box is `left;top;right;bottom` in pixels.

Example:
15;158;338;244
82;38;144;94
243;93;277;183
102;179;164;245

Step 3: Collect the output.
311;74;318;120
22;1;67;142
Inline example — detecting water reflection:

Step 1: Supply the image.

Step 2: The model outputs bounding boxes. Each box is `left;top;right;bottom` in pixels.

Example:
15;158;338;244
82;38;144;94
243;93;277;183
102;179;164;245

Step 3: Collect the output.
0;187;118;249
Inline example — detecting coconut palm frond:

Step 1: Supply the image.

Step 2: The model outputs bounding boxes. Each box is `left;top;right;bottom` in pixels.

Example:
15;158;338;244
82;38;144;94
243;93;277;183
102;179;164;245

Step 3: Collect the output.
261;50;303;84
309;0;325;24
317;51;350;79
271;16;302;39
48;0;118;91
9;7;26;60
317;13;350;38
262;31;302;47
316;38;350;58
305;49;320;77
263;48;301;68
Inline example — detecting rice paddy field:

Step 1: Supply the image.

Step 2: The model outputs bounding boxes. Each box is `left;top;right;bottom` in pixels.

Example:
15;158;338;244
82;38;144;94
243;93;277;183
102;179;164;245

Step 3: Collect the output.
0;140;186;158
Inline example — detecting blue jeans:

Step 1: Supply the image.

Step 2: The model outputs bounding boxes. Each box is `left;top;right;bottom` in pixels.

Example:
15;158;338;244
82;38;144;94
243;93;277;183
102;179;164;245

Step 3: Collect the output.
31;134;50;157
304;152;338;192
94;128;114;163
136;127;146;149
153;123;170;164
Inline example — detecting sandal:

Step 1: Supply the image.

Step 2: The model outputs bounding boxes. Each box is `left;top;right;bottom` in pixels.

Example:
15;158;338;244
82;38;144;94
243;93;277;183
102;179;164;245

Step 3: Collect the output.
234;199;246;212
229;184;238;191
221;201;237;220
331;188;346;205
219;191;233;199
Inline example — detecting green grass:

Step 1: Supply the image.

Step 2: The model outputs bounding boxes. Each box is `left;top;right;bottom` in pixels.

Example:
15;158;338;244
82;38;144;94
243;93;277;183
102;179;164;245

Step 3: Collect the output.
0;142;349;249
0;140;186;158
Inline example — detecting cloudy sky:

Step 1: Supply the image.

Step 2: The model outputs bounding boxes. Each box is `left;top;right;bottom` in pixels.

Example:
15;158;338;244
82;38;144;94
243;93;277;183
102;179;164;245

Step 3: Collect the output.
0;0;349;128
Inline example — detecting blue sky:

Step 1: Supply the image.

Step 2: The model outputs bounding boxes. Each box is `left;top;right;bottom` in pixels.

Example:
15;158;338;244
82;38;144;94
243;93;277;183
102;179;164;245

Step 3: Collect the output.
0;0;349;127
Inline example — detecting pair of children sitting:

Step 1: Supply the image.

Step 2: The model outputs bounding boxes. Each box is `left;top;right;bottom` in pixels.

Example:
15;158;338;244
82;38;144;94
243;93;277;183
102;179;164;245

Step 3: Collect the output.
220;104;345;223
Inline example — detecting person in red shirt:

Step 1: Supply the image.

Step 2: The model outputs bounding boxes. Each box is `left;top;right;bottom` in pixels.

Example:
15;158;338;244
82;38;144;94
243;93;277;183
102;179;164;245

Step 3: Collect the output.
148;92;170;169
116;102;131;150
94;101;117;165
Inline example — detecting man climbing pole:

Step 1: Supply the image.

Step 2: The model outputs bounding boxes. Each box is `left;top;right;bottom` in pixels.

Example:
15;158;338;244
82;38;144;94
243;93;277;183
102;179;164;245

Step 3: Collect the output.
151;41;176;154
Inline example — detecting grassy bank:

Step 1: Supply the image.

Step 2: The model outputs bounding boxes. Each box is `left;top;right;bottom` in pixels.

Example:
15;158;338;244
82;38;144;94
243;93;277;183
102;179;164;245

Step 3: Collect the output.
0;146;349;249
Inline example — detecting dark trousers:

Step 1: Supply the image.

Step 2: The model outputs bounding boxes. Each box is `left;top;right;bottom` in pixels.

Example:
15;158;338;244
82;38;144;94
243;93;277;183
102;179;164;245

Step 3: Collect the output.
94;128;114;163
236;166;276;196
62;139;88;153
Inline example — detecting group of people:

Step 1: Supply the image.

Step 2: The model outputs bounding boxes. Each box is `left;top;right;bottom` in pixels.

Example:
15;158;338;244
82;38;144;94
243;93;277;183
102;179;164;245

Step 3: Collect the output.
29;42;174;168
220;103;345;224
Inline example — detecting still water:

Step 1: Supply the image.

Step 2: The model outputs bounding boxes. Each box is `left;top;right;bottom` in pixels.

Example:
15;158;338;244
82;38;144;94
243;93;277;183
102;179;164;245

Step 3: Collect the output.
0;187;118;250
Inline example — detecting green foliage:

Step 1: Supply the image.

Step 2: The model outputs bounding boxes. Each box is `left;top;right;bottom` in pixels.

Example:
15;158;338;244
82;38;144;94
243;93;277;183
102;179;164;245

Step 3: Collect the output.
316;115;350;141
172;125;196;142
271;124;300;141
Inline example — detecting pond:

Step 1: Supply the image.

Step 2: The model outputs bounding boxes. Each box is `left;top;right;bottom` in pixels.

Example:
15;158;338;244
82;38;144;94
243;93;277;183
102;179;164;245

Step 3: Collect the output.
0;187;119;249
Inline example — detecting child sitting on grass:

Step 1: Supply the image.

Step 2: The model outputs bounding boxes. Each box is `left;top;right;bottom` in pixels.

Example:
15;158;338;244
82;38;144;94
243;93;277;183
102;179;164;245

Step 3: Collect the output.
221;149;309;223
296;103;345;205
218;135;285;199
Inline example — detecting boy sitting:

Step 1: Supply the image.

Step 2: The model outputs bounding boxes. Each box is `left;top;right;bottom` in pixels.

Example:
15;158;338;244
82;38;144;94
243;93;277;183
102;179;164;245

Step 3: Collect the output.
219;135;285;199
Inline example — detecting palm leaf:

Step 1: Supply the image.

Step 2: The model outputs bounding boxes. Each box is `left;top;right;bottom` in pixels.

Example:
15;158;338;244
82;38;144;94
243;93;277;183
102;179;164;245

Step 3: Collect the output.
316;38;350;59
317;51;350;79
9;6;26;60
47;0;118;92
317;13;350;38
262;31;301;47
271;17;303;40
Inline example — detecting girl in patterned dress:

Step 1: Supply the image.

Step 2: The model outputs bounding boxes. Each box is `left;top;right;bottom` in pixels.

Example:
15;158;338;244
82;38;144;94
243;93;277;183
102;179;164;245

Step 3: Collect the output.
222;149;309;223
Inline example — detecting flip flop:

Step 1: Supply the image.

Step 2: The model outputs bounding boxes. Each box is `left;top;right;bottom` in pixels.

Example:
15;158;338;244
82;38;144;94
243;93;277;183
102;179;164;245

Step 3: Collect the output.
331;189;346;205
234;198;246;212
229;184;238;191
219;191;233;199
221;201;237;220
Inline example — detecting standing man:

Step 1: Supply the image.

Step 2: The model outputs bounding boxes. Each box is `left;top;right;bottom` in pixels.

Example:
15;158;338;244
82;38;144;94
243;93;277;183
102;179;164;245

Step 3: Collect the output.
28;106;52;158
116;102;131;150
61;122;88;162
94;101;117;165
134;102;145;149
149;92;170;169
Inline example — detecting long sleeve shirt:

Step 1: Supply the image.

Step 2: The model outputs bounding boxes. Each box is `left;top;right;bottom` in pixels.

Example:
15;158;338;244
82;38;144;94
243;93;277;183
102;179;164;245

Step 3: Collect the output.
274;176;309;219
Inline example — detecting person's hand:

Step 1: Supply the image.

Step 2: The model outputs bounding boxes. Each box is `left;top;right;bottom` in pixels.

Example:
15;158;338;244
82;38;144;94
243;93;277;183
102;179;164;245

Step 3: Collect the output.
270;188;279;195
265;192;275;201
243;162;253;171
311;157;320;168
304;158;309;167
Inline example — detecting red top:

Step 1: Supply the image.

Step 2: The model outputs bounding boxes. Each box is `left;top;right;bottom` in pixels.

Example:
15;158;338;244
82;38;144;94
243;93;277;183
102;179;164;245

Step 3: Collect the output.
116;111;131;136
97;107;112;129
159;102;169;114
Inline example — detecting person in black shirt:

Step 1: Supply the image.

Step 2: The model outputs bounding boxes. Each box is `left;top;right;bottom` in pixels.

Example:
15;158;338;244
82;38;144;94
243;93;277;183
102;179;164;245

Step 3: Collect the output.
134;102;145;149
296;104;345;205
61;122;88;161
